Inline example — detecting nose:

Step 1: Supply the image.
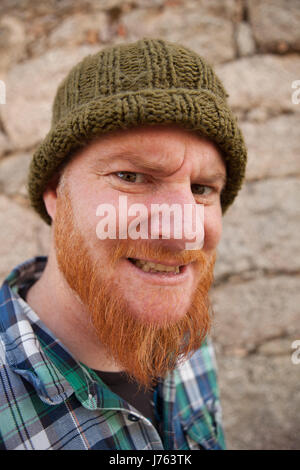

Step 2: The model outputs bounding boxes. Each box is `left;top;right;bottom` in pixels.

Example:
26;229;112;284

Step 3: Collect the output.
147;185;205;252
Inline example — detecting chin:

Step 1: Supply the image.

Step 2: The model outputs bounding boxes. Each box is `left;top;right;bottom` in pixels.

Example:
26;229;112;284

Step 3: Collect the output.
127;296;192;327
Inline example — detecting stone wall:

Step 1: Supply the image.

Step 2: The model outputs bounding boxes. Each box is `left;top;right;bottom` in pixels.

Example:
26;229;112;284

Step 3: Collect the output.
0;0;299;450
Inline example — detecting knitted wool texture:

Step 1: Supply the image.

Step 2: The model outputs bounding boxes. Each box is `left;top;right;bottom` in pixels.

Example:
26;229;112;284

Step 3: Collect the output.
28;38;247;225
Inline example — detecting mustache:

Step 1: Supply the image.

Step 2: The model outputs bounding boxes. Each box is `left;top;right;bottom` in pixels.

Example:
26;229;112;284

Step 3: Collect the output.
108;239;211;267
54;189;216;388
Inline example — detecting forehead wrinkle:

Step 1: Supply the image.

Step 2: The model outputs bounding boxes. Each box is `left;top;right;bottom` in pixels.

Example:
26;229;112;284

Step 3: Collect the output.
86;130;225;181
191;143;226;178
94;149;185;177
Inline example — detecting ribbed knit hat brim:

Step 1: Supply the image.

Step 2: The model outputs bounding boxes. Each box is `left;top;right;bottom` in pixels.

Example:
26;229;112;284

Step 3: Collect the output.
28;39;247;225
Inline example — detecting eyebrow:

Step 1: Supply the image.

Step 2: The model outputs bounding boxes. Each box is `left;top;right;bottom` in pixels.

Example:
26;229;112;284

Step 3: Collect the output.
94;150;227;186
95;151;179;175
194;172;227;189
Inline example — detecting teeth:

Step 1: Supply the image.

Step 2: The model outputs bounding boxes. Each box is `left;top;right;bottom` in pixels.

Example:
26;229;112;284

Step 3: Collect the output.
132;259;181;274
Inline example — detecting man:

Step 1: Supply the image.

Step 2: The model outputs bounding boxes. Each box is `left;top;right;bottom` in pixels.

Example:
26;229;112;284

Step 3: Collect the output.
0;38;247;450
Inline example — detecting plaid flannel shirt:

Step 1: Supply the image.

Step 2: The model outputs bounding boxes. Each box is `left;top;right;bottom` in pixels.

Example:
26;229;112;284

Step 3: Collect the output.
0;257;226;450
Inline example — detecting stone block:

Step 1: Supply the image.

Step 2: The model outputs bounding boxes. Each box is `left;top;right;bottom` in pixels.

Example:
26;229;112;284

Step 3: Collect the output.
236;21;256;57
211;276;300;351
241;114;300;180
0;152;32;196
121;3;237;64
0;195;49;282
248;0;300;53
1;45;100;150
216;55;300;119
215;178;300;278
48;12;110;47
0;15;26;74
216;354;300;449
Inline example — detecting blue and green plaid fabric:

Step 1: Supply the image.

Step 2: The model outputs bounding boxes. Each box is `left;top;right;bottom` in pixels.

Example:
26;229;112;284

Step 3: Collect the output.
0;257;226;450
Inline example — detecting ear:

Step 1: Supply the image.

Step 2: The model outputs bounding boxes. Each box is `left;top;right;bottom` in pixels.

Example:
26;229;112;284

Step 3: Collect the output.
43;173;61;222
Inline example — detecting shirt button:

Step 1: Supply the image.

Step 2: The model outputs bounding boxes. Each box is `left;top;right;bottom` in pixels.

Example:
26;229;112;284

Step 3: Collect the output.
128;413;140;422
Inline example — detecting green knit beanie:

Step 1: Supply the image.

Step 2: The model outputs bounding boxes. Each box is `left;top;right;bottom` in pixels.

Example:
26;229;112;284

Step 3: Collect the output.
28;37;247;225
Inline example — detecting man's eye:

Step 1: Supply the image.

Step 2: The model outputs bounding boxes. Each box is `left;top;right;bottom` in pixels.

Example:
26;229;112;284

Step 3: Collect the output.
115;171;145;183
191;184;213;196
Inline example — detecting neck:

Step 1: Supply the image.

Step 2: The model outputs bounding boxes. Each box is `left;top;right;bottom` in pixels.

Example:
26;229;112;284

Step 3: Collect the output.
26;243;123;372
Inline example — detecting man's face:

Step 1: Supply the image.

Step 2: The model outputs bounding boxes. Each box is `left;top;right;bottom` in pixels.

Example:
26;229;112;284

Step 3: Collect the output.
51;124;226;387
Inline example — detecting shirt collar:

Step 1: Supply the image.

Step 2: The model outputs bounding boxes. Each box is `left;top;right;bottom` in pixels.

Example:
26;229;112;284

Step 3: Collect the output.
0;257;224;448
0;257;145;415
0;257;76;405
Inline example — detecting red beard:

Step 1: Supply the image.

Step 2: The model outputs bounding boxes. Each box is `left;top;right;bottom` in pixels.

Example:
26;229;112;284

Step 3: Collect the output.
54;186;216;389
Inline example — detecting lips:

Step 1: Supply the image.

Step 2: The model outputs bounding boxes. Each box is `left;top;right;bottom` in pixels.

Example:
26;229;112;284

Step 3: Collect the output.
128;258;184;274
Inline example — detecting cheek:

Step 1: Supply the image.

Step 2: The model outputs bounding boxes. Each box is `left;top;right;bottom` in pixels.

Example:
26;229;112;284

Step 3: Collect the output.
203;207;223;252
71;184;118;234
